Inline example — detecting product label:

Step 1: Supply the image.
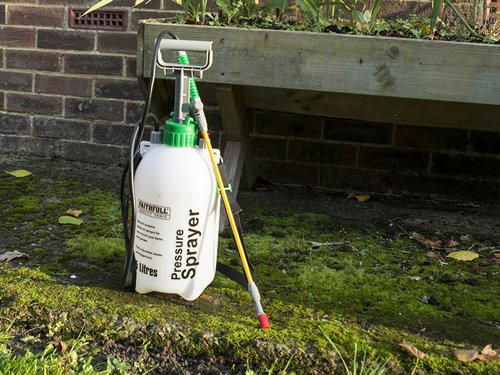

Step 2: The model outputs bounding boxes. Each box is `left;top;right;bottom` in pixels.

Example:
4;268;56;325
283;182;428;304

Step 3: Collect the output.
137;262;158;277
171;209;201;280
137;199;171;220
134;219;164;261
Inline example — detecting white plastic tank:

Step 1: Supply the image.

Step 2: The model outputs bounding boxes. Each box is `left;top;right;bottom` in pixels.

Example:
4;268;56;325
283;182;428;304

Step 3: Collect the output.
132;120;220;301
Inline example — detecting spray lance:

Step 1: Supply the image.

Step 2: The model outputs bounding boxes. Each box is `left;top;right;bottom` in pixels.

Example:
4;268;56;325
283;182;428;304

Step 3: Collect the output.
177;47;270;330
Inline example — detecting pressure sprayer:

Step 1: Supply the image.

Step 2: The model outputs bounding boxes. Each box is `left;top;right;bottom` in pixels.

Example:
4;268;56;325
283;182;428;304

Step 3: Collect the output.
120;32;270;329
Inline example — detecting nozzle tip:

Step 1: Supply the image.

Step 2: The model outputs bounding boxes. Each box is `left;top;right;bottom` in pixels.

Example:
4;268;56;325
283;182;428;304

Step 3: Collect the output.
258;313;270;329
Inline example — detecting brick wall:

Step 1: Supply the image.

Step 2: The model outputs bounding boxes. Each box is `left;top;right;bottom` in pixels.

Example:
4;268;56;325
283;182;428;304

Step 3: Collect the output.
0;0;499;202
250;112;500;202
0;0;183;164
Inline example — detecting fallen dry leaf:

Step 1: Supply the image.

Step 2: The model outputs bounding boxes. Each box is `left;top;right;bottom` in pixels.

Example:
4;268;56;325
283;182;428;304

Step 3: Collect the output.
399;342;427;359
412;232;445;249
491;257;500;265
66;209;83;218
494;253;500;259
481;344;497;356
347;193;370;202
4;169;32;178
477;344;500;362
0;250;29;262
412;232;462;251
426;251;444;260
447;251;479;261
446;239;460;248
50;337;68;355
454;349;478;362
459;235;473;242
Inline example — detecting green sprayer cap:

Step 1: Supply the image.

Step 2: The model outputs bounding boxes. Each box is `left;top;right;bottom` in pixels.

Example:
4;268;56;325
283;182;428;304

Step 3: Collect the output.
163;119;197;147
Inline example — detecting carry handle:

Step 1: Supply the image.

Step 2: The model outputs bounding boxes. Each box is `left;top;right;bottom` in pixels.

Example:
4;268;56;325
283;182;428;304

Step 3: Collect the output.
157;39;213;73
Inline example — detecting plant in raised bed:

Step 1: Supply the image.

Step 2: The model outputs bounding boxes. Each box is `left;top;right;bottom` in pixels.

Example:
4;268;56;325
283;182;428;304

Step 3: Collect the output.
84;0;498;42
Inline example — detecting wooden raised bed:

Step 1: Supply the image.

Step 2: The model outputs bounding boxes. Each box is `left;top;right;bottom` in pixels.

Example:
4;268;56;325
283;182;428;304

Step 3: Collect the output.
136;20;500;191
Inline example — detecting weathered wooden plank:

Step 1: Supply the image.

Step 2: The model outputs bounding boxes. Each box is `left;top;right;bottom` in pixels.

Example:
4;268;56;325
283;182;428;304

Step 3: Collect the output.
242;86;500;131
215;85;256;189
139;21;500;106
214;85;255;230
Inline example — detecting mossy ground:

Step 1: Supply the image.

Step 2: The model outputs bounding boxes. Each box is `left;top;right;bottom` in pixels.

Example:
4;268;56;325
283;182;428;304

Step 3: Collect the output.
0;155;499;374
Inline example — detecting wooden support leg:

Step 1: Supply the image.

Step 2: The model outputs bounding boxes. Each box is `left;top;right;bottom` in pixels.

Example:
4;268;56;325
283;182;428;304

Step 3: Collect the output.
215;85;256;231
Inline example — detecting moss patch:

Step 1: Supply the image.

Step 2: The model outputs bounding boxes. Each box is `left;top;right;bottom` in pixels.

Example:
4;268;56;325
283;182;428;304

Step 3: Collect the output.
0;160;499;374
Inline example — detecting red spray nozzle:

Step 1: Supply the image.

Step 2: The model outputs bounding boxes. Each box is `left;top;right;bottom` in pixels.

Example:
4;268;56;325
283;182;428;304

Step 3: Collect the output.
258;313;270;329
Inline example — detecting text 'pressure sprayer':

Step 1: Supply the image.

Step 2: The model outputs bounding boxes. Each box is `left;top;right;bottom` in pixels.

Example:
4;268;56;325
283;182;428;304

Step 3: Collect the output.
121;32;269;329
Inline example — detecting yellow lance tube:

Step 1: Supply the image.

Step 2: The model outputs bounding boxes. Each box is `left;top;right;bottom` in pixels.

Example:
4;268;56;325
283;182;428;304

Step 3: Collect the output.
201;130;270;329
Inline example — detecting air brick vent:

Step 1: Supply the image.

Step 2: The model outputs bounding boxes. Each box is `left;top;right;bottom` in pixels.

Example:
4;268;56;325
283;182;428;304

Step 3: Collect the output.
69;9;127;31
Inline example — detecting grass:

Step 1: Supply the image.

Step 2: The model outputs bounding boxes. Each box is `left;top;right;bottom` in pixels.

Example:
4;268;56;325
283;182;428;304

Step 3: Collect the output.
0;165;499;373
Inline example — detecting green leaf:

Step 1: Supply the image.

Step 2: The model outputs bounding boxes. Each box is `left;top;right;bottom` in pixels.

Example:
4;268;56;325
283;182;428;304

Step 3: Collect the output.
362;10;371;24
352;9;364;25
430;0;443;36
447;251;479;261
81;0;115;17
58;216;84;226
5;169;32;178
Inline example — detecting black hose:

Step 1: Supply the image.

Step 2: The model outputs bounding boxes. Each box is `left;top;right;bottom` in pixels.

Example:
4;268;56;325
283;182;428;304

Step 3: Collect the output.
121;31;179;290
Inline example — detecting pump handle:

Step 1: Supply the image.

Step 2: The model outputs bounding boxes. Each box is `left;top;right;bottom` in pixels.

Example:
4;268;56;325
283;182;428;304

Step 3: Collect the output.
159;39;213;53
157;39;213;74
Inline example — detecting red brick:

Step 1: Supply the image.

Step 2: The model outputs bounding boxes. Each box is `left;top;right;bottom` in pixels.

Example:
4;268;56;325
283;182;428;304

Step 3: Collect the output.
38;29;95;51
320;166;391;193
126;102;144;124
6;50;61;71
64;54;123;75
431;153;500;179
65;98;124;121
251;136;287;160
255;111;323;139
471;131;500;155
97;32;136;55
32;116;90;140
8;6;64;27
125;57;136;77
0;71;32;91
395;125;468;152
59;141;121;164
0;112;31;135
35;74;92;97
289;140;357;166
255;159;321;186
0;26;36;47
7;93;62;116
0;5;5;24
391;173;500;202
92;123;134;144
324;119;393;145
39;0;88;4
95;78;142;100
0;135;58;157
358;146;429;172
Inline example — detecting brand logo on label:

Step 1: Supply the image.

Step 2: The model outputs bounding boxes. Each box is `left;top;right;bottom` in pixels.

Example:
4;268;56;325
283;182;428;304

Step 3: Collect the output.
138;200;171;220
